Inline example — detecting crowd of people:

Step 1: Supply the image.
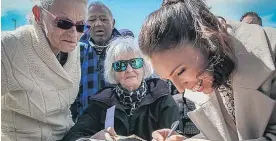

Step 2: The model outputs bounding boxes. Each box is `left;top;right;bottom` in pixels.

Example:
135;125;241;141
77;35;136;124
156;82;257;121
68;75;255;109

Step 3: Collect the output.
1;0;275;141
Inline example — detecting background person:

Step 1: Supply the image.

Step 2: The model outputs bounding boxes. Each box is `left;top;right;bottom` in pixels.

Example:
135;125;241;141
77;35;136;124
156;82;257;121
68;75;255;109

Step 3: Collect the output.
71;1;122;121
240;11;262;26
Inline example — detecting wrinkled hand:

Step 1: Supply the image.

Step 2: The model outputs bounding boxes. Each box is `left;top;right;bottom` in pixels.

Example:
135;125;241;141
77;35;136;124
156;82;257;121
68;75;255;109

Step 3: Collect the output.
91;127;117;141
152;129;186;141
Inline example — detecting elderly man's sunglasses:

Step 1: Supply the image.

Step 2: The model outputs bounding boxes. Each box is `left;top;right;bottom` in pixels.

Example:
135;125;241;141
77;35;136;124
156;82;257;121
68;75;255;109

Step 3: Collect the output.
112;58;144;72
41;8;91;33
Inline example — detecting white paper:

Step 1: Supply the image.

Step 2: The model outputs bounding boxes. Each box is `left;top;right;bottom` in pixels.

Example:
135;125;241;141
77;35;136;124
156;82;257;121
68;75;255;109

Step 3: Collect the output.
105;105;115;129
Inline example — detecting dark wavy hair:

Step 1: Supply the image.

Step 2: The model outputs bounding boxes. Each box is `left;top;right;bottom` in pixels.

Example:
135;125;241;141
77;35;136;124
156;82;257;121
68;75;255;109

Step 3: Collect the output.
139;0;237;88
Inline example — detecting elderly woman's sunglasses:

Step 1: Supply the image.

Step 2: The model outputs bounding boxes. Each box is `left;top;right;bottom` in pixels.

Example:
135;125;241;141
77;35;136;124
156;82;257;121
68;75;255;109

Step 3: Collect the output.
112;58;144;72
41;8;91;33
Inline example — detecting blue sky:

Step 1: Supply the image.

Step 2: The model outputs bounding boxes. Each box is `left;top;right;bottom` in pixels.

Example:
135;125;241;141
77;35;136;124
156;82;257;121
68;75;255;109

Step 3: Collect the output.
1;0;276;37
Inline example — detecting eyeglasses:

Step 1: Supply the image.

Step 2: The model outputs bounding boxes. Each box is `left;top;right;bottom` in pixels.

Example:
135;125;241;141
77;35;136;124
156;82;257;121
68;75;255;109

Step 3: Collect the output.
112;58;144;72
41;7;91;33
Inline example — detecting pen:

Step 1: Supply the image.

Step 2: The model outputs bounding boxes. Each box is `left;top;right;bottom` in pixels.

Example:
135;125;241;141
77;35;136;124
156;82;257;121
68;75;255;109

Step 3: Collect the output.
166;120;180;139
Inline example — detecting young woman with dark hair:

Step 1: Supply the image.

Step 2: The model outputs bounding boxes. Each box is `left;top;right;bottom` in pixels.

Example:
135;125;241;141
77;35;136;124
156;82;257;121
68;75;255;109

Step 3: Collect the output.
139;0;276;140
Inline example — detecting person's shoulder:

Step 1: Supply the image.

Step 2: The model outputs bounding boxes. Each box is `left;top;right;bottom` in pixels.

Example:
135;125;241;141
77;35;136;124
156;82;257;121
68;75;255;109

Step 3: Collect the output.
118;28;134;37
78;38;89;47
86;88;115;112
146;79;177;107
263;26;276;61
227;20;263;35
146;78;168;89
227;20;272;51
89;87;114;102
2;31;17;49
146;78;170;96
88;87;117;110
4;25;34;39
112;28;122;37
78;33;91;48
2;25;34;52
263;26;276;32
78;41;89;49
263;26;276;45
80;32;90;41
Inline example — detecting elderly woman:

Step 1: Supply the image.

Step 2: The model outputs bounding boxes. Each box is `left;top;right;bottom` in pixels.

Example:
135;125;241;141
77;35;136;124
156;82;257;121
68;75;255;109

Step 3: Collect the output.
1;0;89;140
138;0;276;141
62;37;180;141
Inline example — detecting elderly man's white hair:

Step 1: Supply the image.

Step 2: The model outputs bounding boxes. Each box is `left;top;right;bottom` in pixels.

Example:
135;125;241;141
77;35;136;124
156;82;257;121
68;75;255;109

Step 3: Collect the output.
28;0;87;23
104;37;154;84
33;0;87;9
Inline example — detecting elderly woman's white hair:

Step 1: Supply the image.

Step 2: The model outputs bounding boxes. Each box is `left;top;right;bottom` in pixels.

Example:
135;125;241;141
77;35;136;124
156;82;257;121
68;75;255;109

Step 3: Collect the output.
104;37;154;84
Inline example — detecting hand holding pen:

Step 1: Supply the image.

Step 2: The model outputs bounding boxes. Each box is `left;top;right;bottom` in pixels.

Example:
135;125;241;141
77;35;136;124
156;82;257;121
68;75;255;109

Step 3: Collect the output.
166;120;180;139
152;120;186;141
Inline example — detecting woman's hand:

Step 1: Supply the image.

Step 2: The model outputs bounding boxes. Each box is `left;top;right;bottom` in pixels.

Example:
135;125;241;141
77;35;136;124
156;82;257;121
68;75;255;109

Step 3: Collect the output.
152;129;186;141
90;127;117;140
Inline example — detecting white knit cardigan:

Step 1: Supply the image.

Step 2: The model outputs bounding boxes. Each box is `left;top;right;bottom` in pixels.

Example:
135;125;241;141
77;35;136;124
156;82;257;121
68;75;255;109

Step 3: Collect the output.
1;24;81;141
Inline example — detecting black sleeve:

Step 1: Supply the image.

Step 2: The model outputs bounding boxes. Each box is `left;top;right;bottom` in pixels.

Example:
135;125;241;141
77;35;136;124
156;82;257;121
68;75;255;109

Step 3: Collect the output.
158;95;181;130
62;103;105;141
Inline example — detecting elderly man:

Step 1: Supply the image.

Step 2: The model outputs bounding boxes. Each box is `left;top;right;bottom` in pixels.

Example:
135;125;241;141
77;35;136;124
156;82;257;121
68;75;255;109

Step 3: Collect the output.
1;0;88;140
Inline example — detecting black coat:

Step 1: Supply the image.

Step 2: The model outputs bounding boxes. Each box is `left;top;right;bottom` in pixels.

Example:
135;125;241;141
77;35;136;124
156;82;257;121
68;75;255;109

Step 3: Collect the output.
63;79;180;141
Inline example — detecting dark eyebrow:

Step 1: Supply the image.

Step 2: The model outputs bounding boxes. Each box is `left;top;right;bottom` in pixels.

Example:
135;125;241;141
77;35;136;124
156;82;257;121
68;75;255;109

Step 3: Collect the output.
169;63;182;77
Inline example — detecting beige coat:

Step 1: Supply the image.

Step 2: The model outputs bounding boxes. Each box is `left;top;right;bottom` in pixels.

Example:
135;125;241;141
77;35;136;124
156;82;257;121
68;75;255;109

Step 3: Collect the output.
1;25;81;141
184;22;276;141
